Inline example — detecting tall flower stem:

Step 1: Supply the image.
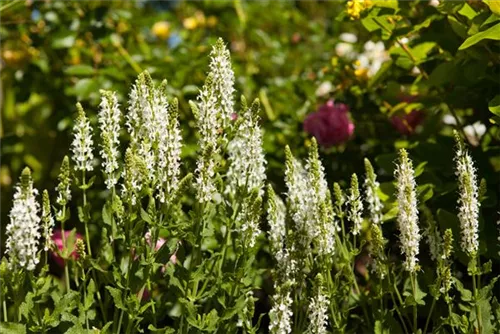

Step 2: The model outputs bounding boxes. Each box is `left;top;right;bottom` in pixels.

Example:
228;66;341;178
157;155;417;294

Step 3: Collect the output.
473;272;482;334
411;273;418;333
423;297;436;334
61;206;71;292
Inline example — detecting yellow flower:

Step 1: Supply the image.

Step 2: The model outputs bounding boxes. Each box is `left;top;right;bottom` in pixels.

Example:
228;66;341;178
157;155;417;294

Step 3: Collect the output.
206;15;218;28
183;17;198;30
346;0;373;20
152;21;171;40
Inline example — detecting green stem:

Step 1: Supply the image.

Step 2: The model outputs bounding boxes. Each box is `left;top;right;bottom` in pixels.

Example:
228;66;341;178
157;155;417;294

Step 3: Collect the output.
388;272;410;334
3;300;7;322
473;274;482;334
117;310;125;334
411;273;418;333
423;298;436;334
61;206;71;292
82;170;92;257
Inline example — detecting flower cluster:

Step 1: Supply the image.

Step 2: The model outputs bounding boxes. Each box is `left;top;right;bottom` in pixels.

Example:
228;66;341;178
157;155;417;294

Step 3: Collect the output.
454;131;480;256
125;73;182;204
347;173;363;236
395;149;420;272
6;168;41;271
226;98;266;197
364;158;383;226
98;90;122;189
71;103;94;172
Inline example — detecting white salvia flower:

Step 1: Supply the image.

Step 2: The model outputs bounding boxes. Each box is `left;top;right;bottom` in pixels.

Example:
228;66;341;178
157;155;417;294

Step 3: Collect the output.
269;285;293;334
5;168;41;271
348;173;363;236
284;147;314;250
209;37;235;129
226;98;266;197
155;95;182;204
395;149;421;272
55;155;71;207
41;190;54;251
193;73;219;203
126;72;182;203
454;131;480;256
71;103;94;172
364;158;383;226
121;148;148;206
306;139;336;256
422;206;442;262
238;197;262;249
268;185;287;256
98;90;122;189
307;286;330;334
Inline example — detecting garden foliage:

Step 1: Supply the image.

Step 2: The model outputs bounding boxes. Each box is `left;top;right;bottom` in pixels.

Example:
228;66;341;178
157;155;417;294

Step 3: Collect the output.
1;1;500;333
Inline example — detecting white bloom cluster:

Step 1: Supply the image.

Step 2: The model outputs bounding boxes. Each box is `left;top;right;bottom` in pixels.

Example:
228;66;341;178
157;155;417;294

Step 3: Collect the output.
269;287;293;334
356;41;389;77
6;168;41;271
285;143;337;257
268;186;287;256
71;103;94;172
422;207;442;262
226;99;266;197
194;39;236;203
454;132;480;256
121;148;148;206
347;173;363;236
238;199;262;249
209;37;235;128
194;74;219;203
395;149;420;272
307;289;330;334
364;158;383;226
285;148;315;249
306;140;336;257
125;73;182;203
98;90;122;189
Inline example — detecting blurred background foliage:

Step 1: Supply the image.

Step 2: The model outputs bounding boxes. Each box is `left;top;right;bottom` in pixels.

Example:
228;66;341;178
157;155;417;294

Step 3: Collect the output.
1;0;500;265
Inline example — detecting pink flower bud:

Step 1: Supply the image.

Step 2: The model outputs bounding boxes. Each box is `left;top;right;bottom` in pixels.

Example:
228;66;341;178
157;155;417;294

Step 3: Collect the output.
50;229;83;267
304;100;355;147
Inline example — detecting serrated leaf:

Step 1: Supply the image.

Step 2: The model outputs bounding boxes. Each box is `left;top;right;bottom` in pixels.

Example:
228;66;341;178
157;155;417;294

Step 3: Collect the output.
105;286;126;310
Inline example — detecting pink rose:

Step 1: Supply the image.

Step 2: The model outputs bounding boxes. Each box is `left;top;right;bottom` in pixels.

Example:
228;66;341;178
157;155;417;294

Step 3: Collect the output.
51;229;83;267
304;100;355;147
390;94;425;135
390;110;424;135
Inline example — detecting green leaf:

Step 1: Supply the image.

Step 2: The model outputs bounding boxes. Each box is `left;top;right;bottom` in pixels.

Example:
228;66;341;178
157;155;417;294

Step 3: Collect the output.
488;95;500;116
458;22;500;50
372;0;398;9
458;3;479;20
64;65;95;76
453;277;472;302
0;322;26;334
105;286;126;310
483;0;500;16
84;279;96;310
